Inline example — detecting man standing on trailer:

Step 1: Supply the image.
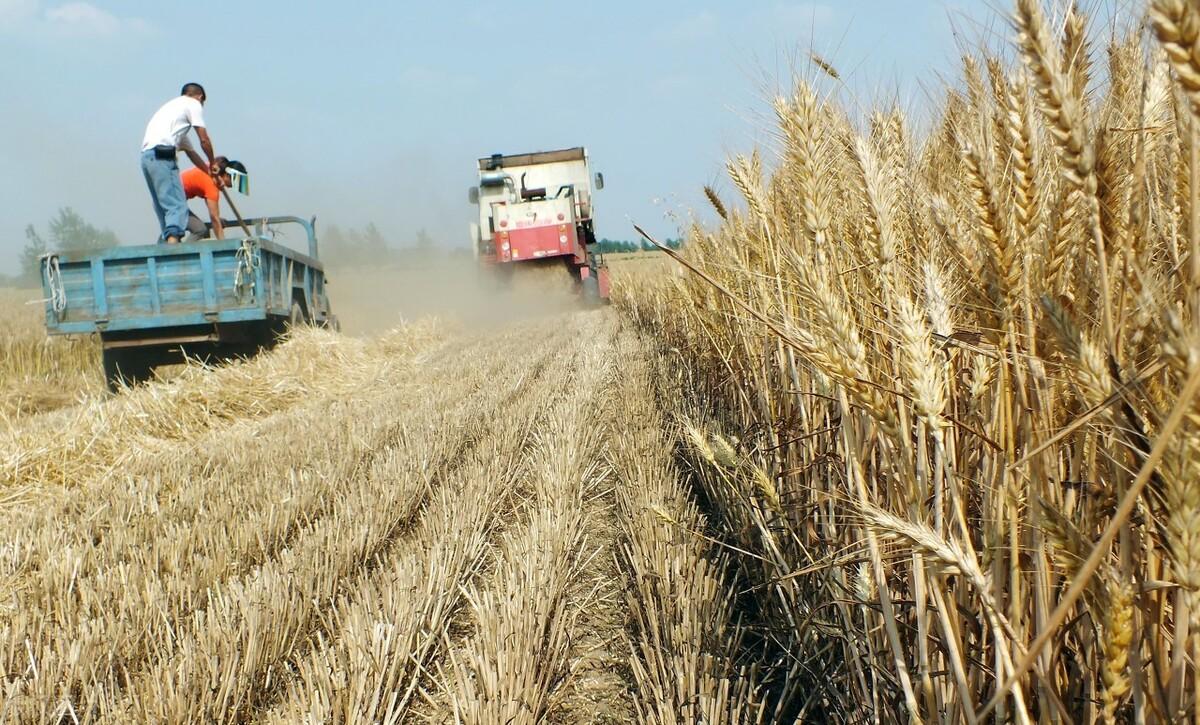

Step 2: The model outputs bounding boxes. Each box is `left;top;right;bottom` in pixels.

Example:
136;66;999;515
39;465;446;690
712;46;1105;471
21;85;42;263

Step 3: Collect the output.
140;83;220;244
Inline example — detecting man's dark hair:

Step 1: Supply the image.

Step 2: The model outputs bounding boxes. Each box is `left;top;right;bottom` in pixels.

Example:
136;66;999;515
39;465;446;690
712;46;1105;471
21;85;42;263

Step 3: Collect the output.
180;82;206;99
226;160;247;175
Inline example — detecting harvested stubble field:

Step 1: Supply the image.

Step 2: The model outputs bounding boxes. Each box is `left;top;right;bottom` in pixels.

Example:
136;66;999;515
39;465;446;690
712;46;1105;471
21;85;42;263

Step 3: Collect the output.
0;262;766;723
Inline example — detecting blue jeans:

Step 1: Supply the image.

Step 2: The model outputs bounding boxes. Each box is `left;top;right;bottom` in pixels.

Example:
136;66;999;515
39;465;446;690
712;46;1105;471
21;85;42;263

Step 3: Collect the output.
140;149;187;241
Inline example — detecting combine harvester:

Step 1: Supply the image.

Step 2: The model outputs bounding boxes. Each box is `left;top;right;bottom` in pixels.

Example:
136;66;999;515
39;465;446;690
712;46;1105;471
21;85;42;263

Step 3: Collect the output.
41;217;337;390
469;147;610;303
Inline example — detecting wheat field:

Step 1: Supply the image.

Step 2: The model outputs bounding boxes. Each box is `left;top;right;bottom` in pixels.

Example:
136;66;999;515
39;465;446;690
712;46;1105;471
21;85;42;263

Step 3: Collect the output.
7;0;1200;722
615;0;1200;721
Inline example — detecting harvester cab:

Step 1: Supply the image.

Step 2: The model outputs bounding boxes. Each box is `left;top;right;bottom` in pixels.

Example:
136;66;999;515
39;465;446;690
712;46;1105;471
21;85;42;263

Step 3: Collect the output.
469;146;610;302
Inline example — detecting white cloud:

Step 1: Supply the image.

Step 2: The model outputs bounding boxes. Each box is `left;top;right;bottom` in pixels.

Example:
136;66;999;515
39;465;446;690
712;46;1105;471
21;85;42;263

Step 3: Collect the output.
0;0;38;26
46;2;116;32
43;1;150;36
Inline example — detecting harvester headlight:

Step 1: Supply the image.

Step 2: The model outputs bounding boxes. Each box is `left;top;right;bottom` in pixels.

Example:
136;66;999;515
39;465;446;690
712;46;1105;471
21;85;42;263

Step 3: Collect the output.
502;241;510;251
559;234;568;244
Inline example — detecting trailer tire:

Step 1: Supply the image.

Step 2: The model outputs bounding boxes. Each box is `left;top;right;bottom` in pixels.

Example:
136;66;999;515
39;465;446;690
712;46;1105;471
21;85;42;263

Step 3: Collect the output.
288;299;309;329
102;348;156;392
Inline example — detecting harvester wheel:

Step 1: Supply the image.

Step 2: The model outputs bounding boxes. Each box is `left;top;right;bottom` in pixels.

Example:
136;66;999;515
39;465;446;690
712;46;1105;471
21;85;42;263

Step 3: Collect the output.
102;348;156;392
581;273;601;306
478;263;513;292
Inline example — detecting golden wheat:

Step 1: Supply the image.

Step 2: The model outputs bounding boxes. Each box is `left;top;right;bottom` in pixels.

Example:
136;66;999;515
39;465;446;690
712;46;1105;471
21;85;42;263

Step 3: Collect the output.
613;1;1200;719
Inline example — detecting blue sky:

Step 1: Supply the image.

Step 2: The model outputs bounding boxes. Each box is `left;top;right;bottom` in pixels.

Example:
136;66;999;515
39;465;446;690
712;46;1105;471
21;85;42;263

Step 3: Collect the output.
0;0;1006;271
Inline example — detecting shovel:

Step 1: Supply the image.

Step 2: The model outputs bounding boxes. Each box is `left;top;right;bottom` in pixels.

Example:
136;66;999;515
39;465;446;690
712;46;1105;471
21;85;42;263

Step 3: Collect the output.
219;182;254;238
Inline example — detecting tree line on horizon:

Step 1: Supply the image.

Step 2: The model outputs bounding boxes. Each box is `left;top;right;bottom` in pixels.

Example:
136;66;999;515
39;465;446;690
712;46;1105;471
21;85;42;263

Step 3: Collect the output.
7;208;683;285
592;237;682;254
13;208;119;284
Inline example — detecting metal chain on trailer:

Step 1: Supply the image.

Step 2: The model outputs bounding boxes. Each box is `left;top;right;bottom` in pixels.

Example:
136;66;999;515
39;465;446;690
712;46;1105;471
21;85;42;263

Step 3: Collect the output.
234;239;260;302
44;254;66;317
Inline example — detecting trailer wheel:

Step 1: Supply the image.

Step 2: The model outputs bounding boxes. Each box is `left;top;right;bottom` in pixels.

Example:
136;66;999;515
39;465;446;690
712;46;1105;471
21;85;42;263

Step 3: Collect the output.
288;299;309;328
102;348;156;392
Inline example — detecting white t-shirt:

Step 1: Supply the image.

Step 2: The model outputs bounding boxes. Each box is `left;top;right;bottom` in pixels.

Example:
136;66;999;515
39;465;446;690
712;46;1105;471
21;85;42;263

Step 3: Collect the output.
141;96;206;152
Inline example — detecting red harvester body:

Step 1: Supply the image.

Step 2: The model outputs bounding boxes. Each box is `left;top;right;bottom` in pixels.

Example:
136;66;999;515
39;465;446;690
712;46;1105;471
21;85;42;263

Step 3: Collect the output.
469;147;609;301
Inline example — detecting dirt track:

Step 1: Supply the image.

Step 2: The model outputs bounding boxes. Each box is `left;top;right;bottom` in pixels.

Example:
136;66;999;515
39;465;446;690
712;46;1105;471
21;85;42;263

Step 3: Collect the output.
0;305;752;723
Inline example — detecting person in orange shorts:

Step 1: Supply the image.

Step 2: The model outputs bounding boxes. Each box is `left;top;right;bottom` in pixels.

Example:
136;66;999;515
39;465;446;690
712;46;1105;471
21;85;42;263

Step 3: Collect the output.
181;157;247;241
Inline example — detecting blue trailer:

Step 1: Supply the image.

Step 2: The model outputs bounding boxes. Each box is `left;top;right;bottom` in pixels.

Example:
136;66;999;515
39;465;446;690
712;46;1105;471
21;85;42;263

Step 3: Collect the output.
40;216;337;390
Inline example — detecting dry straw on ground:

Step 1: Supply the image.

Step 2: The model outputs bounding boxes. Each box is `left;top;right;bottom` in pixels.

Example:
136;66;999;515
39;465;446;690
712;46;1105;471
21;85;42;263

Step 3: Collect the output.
0;288;99;419
2;310;698;723
609;333;765;724
616;0;1200;720
1;321;444;488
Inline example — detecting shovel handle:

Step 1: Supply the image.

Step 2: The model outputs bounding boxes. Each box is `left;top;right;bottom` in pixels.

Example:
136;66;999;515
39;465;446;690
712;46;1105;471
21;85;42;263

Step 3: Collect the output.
220;186;254;238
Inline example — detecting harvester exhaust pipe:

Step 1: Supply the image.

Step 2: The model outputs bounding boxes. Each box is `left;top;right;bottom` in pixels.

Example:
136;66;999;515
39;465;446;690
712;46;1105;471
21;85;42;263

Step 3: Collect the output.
519;172;546;201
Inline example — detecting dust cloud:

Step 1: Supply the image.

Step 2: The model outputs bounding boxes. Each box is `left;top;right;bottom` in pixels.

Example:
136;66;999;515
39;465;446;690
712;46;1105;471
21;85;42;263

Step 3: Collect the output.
325;254;585;336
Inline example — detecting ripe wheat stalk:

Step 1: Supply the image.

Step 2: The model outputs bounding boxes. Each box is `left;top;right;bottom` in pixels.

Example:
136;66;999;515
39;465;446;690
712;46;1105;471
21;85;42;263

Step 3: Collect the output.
614;0;1200;719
